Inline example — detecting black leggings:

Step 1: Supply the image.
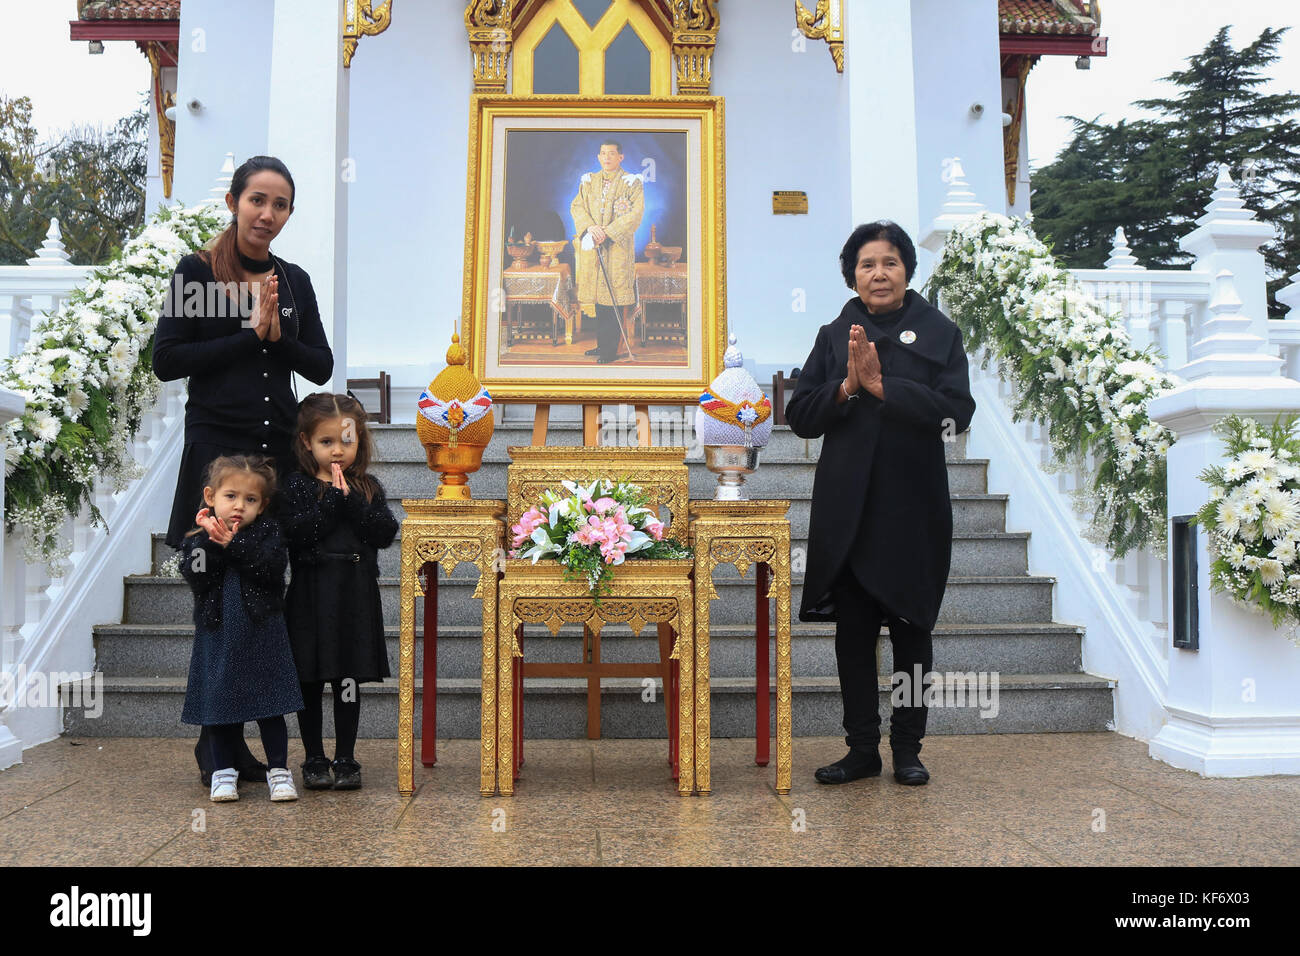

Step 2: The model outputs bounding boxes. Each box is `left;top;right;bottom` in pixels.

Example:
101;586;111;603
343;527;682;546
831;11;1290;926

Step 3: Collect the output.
832;572;934;755
205;716;288;771
298;681;361;762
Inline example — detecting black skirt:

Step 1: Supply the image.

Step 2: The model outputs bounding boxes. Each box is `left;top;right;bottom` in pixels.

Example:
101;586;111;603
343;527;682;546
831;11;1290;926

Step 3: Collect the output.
165;440;295;550
285;515;391;684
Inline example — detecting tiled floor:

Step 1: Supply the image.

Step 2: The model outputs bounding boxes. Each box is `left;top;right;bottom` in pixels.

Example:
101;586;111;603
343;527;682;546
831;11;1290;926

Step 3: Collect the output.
1;733;1295;866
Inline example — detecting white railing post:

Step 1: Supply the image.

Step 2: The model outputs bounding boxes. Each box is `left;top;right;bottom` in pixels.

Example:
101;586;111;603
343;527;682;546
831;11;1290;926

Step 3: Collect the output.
1149;171;1300;773
0;386;27;767
1277;270;1300;378
1179;164;1275;346
0;294;34;359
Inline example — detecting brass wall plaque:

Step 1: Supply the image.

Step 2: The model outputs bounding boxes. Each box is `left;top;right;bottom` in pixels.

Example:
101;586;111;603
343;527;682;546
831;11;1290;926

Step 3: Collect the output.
772;190;808;214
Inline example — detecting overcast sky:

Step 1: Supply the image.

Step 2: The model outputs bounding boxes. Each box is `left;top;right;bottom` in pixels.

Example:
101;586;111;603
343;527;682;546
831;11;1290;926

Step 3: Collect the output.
1;0;1297;167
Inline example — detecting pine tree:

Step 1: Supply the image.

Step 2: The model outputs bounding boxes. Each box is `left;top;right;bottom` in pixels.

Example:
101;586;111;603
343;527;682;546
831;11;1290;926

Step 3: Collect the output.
1135;26;1300;315
1031;26;1300;316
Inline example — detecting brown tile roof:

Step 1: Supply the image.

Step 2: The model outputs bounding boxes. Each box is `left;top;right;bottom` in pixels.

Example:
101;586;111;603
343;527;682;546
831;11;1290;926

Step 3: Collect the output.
999;0;1098;35
76;1;179;19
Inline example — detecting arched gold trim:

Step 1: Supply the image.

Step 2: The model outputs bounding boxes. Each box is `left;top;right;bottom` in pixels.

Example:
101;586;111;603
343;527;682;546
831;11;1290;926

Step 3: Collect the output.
514;0;670;96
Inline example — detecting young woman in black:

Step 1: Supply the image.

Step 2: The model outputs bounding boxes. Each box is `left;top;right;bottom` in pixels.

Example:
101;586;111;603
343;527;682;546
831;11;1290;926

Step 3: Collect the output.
152;155;333;784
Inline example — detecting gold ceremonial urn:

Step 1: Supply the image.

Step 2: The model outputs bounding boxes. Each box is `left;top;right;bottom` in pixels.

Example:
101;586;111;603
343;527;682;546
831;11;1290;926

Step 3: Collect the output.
417;330;495;499
424;442;488;500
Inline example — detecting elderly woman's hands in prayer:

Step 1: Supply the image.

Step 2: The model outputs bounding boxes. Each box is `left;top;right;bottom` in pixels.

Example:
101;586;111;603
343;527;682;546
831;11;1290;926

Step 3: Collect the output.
838;325;884;402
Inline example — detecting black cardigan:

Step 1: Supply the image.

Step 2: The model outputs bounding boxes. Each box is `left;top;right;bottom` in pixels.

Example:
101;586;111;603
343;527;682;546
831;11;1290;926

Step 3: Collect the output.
278;471;400;567
152;252;333;451
179;515;288;628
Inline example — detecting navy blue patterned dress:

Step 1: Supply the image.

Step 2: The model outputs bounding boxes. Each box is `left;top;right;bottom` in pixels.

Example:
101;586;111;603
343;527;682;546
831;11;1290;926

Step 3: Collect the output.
180;520;304;725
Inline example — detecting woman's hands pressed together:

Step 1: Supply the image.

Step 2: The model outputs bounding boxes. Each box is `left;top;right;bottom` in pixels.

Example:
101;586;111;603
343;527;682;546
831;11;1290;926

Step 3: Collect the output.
840;325;885;403
251;273;281;342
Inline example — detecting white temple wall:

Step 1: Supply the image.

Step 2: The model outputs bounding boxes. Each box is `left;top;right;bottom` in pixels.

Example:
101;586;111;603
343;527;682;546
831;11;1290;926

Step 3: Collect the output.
909;0;1007;287
170;0;274;207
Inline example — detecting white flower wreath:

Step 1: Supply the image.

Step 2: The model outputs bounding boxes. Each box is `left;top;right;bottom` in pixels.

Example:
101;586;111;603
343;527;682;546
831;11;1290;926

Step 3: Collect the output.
2;201;227;572
925;212;1181;559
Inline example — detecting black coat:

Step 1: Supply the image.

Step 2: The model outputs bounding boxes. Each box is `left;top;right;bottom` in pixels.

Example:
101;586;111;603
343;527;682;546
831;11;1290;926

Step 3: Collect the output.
152;252;334;449
179;515;288;629
785;289;976;631
279;471;399;683
152;251;333;548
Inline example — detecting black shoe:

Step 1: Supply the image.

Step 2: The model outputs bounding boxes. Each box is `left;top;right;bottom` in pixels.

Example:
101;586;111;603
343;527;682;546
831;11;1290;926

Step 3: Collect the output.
814;746;882;784
892;750;930;786
584;346;602;356
596;354;618;364
302;755;334;790
332;758;362;790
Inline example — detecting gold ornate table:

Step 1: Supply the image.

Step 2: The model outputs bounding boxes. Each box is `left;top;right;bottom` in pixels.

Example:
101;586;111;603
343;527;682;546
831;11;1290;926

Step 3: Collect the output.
689;500;793;794
493;559;699;796
397;499;505;796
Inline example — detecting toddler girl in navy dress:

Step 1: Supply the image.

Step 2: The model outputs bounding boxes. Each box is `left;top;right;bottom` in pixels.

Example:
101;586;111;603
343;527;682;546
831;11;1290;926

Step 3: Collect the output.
180;455;304;802
281;393;398;790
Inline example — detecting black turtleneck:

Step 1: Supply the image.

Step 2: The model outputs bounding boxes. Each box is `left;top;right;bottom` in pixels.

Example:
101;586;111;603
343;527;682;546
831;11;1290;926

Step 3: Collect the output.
853;289;913;327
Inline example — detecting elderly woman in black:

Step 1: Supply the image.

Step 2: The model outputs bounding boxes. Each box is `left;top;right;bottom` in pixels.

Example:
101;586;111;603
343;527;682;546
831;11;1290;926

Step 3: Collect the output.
785;221;975;787
153;155;333;784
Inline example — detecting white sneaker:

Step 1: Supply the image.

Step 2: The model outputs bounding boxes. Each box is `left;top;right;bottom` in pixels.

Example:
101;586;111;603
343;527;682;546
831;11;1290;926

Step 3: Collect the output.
266;767;298;802
210;767;239;802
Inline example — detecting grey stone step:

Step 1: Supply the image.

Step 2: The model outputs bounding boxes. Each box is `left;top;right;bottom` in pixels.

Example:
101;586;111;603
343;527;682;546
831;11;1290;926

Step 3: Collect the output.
361;456;988;502
60;671;1113;738
92;620;1082;679
152;487;1005;577
368;420;971;463
122;571;1055;628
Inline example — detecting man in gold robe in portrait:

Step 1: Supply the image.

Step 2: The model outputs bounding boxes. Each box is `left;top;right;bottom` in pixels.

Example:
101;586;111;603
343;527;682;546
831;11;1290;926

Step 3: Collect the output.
570;139;644;363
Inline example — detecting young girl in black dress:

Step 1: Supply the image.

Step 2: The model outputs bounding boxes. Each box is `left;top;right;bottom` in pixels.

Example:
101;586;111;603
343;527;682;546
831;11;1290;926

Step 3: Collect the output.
281;393;398;790
180;455;304;802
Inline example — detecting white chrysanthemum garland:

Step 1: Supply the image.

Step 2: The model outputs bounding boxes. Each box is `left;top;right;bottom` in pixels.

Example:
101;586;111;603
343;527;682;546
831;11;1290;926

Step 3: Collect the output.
924;212;1181;559
1195;414;1300;643
2;200;227;572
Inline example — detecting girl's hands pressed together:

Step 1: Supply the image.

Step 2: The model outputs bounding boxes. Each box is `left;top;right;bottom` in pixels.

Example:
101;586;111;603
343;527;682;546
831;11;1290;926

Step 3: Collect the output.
332;461;350;496
196;507;236;546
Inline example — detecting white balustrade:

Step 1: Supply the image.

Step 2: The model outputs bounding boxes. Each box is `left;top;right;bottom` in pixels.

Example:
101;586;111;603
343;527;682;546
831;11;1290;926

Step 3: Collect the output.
0;219;92;359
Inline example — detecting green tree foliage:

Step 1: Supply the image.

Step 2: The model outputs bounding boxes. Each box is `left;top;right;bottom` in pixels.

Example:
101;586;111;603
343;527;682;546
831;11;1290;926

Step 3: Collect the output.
1032;27;1300;316
0;93;148;265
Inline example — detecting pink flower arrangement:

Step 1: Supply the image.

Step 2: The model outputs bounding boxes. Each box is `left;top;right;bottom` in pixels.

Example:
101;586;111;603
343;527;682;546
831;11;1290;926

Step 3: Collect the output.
508;478;691;593
510;505;548;549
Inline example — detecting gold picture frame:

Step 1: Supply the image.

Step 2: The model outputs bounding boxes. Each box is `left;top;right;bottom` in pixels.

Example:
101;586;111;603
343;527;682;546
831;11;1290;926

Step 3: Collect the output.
462;94;727;403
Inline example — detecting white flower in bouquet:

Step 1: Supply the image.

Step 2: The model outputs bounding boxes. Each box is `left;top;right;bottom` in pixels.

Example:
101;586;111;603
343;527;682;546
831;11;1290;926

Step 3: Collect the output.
31;412;61;443
1216;496;1245;536
1240;449;1277;474
1260;558;1286;586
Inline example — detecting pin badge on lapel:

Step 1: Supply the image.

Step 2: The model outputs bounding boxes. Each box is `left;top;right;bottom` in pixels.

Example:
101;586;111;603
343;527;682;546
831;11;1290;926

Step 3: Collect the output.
900;330;916;344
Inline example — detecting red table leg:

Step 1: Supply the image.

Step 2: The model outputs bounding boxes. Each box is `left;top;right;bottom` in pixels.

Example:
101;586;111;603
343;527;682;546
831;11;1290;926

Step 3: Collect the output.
756;561;770;767
421;561;437;767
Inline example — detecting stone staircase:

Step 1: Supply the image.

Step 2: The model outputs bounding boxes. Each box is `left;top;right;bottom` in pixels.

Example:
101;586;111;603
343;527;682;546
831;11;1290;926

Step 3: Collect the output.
65;417;1115;740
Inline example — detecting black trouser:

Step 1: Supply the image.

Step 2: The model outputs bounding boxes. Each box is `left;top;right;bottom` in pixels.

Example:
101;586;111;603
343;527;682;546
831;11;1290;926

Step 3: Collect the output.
832;571;933;755
204;716;288;772
595;303;622;360
297;680;362;763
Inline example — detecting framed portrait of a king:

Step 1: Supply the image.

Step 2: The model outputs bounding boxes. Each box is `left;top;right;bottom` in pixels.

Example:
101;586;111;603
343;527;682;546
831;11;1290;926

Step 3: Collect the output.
462;95;726;402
